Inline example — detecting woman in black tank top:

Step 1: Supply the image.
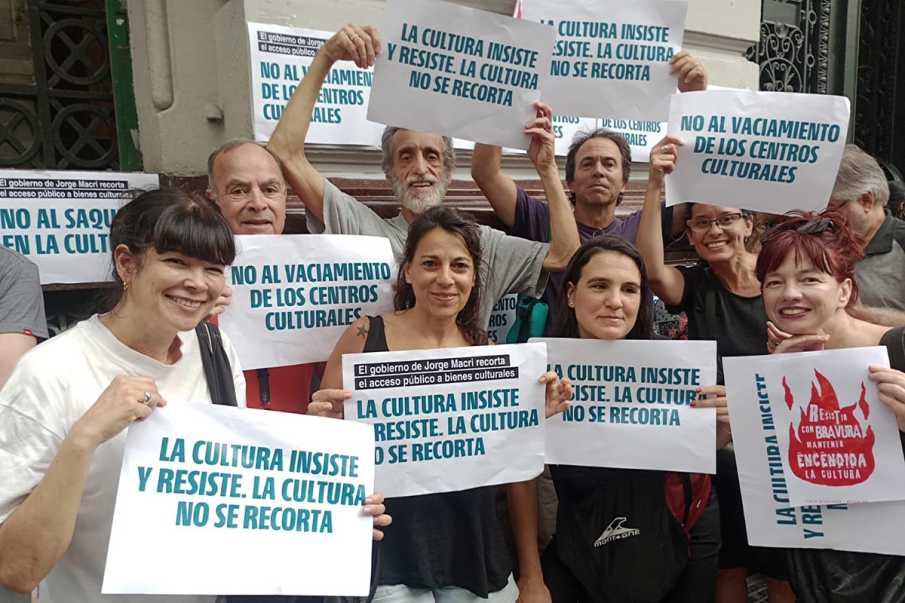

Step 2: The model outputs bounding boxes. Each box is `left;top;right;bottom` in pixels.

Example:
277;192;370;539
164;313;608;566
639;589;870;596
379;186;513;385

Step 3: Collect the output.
309;207;571;603
758;211;905;603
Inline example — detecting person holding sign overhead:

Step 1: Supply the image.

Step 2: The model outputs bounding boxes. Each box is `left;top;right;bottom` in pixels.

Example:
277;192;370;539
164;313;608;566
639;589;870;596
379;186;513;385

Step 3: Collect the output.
541;235;720;603
757;211;905;603
309;205;572;603
267;24;580;331
636;139;795;602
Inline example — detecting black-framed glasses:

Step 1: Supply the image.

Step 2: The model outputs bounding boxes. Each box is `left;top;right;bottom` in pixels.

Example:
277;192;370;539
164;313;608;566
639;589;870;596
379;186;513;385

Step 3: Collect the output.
686;212;744;232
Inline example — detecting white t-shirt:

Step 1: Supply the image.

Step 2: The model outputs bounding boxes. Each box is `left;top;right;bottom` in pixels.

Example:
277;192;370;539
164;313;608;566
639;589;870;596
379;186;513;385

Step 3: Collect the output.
0;315;246;603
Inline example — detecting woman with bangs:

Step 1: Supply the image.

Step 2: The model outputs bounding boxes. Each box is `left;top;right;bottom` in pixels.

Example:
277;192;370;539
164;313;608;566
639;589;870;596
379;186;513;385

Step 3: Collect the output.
757;211;905;603
0;189;388;603
636;138;794;602
0;189;245;602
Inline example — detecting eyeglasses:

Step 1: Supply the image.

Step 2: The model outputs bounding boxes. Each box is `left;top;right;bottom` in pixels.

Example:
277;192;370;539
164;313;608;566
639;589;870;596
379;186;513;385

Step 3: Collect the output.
686;213;744;232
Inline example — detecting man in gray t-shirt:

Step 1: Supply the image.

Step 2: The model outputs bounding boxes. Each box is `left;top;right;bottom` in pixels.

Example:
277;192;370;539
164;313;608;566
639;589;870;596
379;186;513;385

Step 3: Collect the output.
267;25;579;329
0;248;48;387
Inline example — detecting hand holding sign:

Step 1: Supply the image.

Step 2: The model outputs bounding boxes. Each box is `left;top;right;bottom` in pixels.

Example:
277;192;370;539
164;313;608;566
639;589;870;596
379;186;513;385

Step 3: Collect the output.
541;371;573;418
525;101;557;174
310;388;351;419
648;135;683;188
871;366;905;432
71;376;166;449
322;24;382;69
671;50;708;92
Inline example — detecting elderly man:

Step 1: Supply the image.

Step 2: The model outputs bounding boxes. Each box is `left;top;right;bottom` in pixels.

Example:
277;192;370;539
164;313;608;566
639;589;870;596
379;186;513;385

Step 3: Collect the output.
267;25;579;331
828;144;905;311
268;24;579;603
206;139;316;414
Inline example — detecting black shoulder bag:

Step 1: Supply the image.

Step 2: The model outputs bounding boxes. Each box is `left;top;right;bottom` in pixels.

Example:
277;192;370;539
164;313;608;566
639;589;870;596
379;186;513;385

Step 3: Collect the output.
195;320;238;407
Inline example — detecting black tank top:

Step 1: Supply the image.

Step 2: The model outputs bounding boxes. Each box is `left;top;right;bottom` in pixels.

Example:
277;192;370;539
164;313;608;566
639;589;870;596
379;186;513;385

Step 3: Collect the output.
365;316;512;596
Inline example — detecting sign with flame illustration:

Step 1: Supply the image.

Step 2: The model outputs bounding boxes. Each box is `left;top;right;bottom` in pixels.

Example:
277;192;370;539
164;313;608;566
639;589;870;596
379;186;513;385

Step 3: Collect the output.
724;348;905;556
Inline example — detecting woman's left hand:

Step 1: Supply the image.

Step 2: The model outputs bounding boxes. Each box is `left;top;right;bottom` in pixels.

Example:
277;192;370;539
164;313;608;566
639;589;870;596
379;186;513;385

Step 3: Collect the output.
870;366;905;432
208;284;233;318
540;372;572;418
693;384;732;448
363;493;392;541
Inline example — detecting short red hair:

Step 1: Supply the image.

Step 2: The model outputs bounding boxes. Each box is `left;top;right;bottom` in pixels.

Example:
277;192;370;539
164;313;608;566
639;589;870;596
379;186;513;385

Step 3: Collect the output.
756;211;864;309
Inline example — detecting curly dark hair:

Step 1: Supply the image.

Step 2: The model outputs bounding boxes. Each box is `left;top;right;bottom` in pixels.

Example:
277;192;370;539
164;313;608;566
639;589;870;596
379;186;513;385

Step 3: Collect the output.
394;206;488;345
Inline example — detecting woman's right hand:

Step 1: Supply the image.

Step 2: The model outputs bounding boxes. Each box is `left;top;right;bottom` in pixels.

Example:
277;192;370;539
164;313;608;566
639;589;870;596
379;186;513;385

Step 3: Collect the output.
767;320;830;353
308;389;351;419
69;376;165;450
648;135;683;188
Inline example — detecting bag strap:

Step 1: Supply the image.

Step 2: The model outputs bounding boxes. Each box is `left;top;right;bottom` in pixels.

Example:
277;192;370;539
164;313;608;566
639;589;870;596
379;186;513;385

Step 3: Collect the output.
195;321;238;407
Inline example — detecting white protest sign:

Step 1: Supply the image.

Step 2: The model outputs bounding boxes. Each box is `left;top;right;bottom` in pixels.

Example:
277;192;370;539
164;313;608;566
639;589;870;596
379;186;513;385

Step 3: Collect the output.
0;169;158;284
599;117;667;163
666;90;850;214
103;403;375;596
726;348;905;506
537;338;717;473
248;23;385;146
724;353;905;554
524;0;687;121
368;0;555;150
220;235;396;370
342;342;547;497
487;293;518;343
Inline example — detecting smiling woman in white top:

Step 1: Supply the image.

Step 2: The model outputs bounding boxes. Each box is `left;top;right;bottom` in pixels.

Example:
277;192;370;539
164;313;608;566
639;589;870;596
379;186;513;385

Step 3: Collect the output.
0;189;245;603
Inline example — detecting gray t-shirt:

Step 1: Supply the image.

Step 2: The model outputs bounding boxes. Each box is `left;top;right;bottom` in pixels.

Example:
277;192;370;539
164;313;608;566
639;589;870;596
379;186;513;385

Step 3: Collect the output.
307;181;549;327
0;247;48;339
855;212;905;311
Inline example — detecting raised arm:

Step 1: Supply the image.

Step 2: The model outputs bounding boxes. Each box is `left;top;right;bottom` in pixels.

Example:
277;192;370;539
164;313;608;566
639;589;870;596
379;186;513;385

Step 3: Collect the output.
268;25;381;224
636;136;687;306
525;103;579;272
472;143;518;227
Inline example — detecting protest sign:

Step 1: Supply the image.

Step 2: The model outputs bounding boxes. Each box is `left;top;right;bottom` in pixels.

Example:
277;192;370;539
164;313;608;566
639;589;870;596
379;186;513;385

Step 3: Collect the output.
103;403;375;596
725;348;905;506
724;352;905;554
368;0;554;150
599;117;667;162
0;170;158;284
248;22;385;145
537;338;717;473
487;293;518;343
343;342;547;497
220;235;395;370
524;0;687;121
666;90;851;214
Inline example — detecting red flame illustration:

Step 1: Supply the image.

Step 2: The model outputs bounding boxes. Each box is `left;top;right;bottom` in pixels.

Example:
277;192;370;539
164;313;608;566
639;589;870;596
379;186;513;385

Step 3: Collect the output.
782;370;875;486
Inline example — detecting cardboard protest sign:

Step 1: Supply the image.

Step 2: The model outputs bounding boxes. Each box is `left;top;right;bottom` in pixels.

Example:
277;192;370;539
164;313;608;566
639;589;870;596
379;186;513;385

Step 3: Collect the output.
103;404;375;596
725;348;905;507
666;90;850;214
524;0;687;121
724;352;905;554
343;343;547;497
220;235;395;370
599;117;668;163
0;170;158;284
248;22;385;146
368;0;554;150
537;338;717;473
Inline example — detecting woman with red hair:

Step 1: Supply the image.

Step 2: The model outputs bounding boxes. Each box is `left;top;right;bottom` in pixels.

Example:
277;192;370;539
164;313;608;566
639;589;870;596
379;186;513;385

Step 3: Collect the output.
758;211;905;602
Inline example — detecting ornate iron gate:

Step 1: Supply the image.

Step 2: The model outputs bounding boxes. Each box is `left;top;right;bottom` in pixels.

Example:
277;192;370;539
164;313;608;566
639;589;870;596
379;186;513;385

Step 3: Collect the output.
0;0;136;170
745;0;834;93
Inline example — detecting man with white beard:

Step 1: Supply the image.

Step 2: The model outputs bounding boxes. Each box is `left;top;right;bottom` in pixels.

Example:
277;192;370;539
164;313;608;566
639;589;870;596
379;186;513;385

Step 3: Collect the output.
268;25;579;329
